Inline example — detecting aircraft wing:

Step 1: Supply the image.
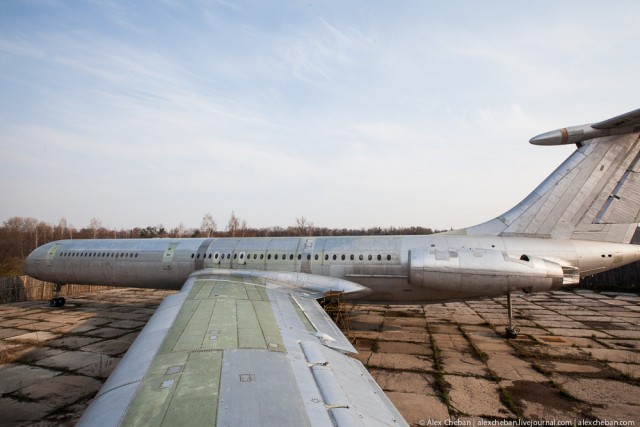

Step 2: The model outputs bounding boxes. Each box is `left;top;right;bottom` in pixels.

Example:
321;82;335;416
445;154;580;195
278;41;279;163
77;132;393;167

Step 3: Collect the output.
77;269;407;427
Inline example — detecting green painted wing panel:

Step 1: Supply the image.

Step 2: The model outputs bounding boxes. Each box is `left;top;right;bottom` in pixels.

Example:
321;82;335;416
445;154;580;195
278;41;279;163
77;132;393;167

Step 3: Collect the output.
121;277;284;426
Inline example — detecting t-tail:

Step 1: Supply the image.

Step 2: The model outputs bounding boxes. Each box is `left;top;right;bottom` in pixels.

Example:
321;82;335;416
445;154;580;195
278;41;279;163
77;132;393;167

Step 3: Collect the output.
463;107;640;244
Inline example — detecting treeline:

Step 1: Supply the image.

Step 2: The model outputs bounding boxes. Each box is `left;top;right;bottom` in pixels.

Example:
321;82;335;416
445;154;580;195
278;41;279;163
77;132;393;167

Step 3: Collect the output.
0;215;443;275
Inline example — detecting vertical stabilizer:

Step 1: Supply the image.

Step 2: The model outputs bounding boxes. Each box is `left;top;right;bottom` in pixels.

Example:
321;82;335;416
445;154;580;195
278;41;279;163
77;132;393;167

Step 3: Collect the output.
463;109;640;243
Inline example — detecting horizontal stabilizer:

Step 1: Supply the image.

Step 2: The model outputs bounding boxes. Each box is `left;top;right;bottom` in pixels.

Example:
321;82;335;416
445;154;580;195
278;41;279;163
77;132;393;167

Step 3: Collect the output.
530;108;640;146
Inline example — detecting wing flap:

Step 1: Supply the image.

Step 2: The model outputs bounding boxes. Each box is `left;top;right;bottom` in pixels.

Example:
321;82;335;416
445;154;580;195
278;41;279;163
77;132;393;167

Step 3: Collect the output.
292;293;357;353
77;269;406;427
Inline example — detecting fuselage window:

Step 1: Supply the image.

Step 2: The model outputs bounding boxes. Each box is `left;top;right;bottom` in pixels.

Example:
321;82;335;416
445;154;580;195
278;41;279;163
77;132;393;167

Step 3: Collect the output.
387;254;392;261
135;253;139;258
368;254;372;261
275;254;279;260
315;254;319;260
260;254;264;260
191;254;195;259
359;254;363;261
332;254;337;261
324;254;328;261
350;254;354;261
282;254;286;260
289;254;294;260
341;254;346;261
233;253;237;259
268;254;272;260
307;254;311;260
377;254;382;261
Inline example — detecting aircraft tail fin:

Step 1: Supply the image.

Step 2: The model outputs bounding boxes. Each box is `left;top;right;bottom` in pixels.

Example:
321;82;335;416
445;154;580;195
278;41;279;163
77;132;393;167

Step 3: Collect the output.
462;108;640;243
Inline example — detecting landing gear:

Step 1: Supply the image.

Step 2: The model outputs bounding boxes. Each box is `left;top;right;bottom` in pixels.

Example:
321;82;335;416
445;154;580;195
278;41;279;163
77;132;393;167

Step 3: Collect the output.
49;297;66;307
49;284;66;307
504;292;520;339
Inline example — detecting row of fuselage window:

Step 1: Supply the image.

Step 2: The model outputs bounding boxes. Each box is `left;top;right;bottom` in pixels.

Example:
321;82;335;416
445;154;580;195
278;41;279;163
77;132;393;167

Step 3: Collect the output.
57;251;394;262
59;252;138;259
192;252;394;262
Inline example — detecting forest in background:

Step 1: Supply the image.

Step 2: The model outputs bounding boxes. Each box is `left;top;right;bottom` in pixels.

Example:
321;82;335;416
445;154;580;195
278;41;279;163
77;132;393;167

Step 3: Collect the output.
0;214;441;275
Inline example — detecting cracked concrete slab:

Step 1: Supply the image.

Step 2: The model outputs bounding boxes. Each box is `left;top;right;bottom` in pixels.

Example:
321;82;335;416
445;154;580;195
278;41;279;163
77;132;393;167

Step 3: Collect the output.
0;363;60;394
387;392;450;424
369;369;437;395
552;375;640;406
19;375;102;408
367;352;431;372
445;375;510;418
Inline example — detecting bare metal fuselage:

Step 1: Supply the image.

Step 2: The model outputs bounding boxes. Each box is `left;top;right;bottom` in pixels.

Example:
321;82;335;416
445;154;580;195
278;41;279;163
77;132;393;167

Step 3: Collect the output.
24;234;640;303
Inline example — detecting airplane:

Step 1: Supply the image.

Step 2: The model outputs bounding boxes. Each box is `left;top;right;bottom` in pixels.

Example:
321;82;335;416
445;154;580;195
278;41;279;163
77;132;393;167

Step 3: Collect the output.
23;107;640;426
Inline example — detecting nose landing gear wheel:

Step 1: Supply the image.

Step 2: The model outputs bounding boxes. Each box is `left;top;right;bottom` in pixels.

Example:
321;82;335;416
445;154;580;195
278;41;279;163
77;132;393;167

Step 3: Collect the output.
49;283;66;307
49;297;66;307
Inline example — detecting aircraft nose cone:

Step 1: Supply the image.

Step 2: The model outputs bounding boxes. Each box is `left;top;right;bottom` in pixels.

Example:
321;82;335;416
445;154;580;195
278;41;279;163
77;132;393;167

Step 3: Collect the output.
23;250;37;276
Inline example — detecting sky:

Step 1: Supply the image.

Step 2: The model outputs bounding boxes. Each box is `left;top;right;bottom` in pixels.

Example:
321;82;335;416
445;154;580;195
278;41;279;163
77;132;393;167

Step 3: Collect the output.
1;1;639;232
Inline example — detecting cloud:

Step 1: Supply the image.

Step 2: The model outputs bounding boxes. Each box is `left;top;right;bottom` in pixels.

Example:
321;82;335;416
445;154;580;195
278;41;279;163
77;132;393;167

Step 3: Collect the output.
1;1;639;230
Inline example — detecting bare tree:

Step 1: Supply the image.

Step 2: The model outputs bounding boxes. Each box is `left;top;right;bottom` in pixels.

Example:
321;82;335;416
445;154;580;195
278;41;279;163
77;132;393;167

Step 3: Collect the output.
227;210;240;237
200;213;217;237
295;216;314;236
55;218;69;240
172;221;189;238
89;218;102;239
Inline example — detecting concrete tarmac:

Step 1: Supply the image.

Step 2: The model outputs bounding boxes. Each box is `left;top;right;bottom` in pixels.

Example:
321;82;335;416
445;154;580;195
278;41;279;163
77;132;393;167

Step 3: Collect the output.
0;289;639;426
